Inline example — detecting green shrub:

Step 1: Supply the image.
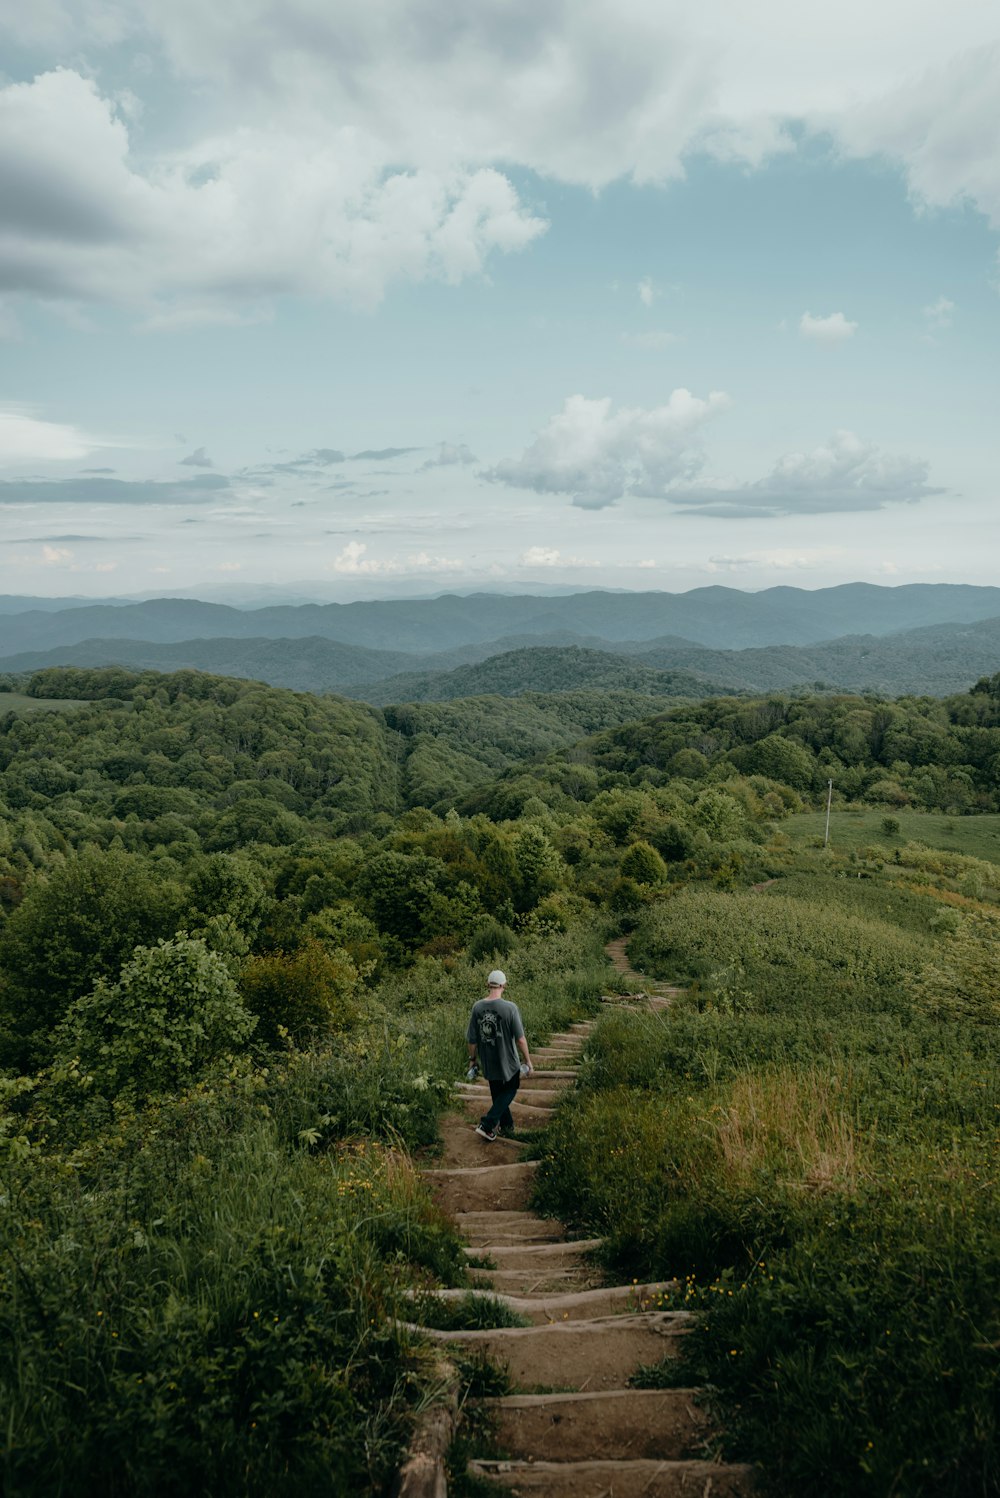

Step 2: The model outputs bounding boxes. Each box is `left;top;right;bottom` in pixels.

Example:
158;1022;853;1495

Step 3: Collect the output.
241;941;361;1047
56;936;256;1100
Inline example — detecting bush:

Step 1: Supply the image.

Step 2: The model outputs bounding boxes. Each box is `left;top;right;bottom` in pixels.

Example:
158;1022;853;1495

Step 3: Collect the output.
56;936;256;1099
241;941;361;1047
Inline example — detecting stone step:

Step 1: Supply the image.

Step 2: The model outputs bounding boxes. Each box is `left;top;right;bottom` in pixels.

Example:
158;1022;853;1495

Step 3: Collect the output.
467;1458;756;1496
483;1387;710;1461
456;1210;567;1247
422;1160;539;1214
416;1312;691;1391
415;1282;676;1325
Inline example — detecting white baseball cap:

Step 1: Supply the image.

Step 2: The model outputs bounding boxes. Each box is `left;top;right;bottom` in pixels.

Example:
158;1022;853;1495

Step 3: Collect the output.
487;970;507;987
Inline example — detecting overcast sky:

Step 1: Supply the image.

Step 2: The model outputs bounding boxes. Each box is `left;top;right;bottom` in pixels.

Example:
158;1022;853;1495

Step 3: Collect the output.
2;2;999;601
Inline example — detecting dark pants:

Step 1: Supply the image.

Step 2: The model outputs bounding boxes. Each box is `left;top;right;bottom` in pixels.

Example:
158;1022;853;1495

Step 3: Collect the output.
481;1071;520;1132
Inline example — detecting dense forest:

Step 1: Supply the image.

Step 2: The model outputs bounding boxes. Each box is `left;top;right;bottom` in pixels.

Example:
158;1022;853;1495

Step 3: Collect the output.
1;664;999;1494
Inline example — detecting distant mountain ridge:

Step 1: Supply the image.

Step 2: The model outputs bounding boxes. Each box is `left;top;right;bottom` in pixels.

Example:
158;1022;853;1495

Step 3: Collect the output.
5;613;1000;701
5;582;1000;658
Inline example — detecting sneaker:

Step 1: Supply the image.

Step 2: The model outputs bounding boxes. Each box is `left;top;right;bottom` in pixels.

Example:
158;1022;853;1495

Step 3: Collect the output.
474;1123;498;1141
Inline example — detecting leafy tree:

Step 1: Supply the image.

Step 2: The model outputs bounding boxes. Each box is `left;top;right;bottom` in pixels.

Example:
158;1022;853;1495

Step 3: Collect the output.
0;849;181;1067
184;853;267;959
56;935;255;1097
511;824;562;912
620;840;668;886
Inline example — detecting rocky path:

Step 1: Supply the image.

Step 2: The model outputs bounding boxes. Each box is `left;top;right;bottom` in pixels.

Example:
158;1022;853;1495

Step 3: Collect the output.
411;946;755;1496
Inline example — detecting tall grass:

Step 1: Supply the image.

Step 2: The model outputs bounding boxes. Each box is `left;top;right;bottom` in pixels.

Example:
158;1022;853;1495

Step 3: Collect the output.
0;917;612;1495
0;1060;473;1497
538;888;1000;1495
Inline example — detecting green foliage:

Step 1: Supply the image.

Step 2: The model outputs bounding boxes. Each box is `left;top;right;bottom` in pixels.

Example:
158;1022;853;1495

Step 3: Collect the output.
538;872;1000;1496
619;840;667;886
0;1080;462;1497
0;848;181;1067
408;1292;528;1331
241;941;361;1047
56;936;256;1100
913;909;1000;1022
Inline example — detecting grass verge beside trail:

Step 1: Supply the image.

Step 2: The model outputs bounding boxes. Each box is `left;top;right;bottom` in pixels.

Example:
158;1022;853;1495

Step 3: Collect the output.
0;919;610;1496
537;889;1000;1496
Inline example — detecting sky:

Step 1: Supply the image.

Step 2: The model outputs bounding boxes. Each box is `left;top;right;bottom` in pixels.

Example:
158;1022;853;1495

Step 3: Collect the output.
2;1;1000;602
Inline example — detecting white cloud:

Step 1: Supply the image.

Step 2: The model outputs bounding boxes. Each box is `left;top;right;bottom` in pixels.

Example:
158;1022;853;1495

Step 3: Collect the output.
41;543;73;564
330;540;463;575
832;44;1000;233
673;429;941;517
637;277;659;307
0;409;102;463
0;70;546;315
519;546;599;568
799;311;857;344
706;549;841;572
420;442;477;469
0;9;998;328
216;560;242;571
923;296;955;329
488;389;730;509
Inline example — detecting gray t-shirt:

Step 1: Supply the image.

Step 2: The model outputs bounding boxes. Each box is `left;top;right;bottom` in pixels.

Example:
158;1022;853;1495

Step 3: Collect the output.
466;997;524;1082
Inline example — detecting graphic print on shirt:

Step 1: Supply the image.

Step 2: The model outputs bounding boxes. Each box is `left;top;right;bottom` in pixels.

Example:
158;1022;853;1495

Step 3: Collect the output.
478;1009;500;1048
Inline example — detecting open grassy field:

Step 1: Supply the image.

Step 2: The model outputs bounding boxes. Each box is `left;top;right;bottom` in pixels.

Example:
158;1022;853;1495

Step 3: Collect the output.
0;691;88;714
783;806;1000;864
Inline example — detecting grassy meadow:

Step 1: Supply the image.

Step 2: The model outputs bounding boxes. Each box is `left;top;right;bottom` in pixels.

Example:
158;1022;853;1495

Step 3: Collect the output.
784;806;1000;864
538;831;1000;1496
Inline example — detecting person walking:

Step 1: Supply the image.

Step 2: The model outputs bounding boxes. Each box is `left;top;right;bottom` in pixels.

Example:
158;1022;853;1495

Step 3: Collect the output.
466;969;534;1141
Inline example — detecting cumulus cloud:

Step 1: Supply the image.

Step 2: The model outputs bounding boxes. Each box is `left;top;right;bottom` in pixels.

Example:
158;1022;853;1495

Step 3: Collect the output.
179;446;213;467
421;442;477;469
487;389;730;509
671;430;941;517
799;311;857;343
0;409;103;463
0;70;546;316
637;277;659;307
330;540;462;575
519;546;598;568
0;473;230;504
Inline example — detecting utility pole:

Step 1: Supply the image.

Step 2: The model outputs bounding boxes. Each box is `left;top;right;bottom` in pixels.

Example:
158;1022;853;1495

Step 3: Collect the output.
823;778;833;847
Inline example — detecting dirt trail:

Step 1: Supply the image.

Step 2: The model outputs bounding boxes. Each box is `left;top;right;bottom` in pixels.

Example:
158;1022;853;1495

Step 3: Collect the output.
410;953;756;1495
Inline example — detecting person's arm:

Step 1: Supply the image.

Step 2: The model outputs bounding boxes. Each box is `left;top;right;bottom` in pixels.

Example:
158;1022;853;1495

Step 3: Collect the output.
467;1040;478;1063
517;1034;533;1072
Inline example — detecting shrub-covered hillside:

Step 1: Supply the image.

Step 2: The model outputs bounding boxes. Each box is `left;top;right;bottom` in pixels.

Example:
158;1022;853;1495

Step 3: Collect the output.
3;662;1000;1494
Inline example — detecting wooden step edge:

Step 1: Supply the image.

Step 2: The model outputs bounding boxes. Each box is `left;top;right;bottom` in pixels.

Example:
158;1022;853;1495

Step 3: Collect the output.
466;1458;757;1493
399;1310;693;1342
421;1160;540;1183
463;1237;605;1258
